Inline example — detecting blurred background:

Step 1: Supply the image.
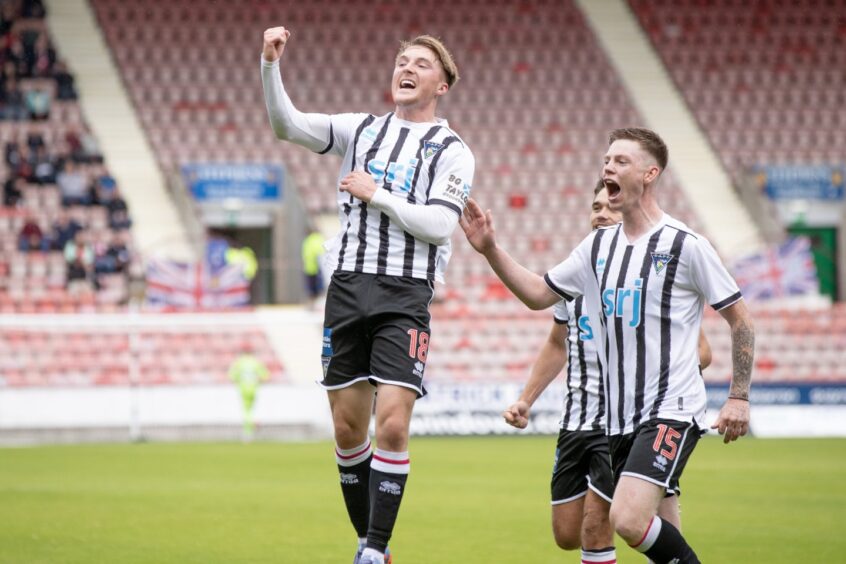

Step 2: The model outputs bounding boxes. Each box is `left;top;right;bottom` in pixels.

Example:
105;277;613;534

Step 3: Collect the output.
0;0;844;443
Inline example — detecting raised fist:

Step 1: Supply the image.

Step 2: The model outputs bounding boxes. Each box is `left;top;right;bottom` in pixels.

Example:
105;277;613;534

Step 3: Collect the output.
262;26;291;62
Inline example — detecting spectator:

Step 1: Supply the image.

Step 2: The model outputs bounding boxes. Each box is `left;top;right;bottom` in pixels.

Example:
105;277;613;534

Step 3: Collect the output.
49;208;82;251
64;230;95;293
56;160;92;206
29;32;55;78
93;170;117;204
94;232;130;276
21;0;46;19
18;211;48;252
30;144;55;184
53;60;76;100
106;187;132;230
301;226;325;310
0;72;27;120
24;87;49;120
3;176;23;207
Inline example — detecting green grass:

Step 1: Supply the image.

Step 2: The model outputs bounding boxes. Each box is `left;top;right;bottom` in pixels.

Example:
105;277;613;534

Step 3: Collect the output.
1;437;844;563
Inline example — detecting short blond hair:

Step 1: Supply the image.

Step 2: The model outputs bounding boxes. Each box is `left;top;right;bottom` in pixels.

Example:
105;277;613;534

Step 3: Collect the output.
397;35;459;89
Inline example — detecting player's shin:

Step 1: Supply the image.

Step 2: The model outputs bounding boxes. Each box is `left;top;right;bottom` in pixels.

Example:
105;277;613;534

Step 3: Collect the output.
336;439;373;539
366;448;410;554
630;516;699;564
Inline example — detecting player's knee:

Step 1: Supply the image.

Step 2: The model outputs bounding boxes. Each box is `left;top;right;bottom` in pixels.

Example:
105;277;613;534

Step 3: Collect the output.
552;522;580;551
375;415;409;450
332;416;367;446
609;504;648;544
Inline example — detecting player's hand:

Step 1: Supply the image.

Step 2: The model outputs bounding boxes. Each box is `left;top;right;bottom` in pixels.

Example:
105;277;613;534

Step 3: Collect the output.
503;400;531;429
710;397;750;444
263;26;291;62
459;198;497;256
339;171;378;203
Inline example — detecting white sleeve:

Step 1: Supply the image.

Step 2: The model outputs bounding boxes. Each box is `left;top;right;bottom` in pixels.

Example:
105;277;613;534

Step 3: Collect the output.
543;233;594;301
369;189;457;245
552;300;569;324
689;237;743;311
261;58;367;156
425;143;475;215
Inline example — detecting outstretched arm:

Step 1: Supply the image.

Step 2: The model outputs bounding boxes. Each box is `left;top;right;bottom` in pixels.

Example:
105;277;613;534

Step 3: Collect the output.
260;26;333;152
503;321;568;429
460;198;560;310
711;299;754;443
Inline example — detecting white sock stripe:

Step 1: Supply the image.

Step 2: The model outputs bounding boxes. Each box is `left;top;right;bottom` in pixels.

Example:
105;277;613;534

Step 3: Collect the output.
581;547;617;563
371;450;410;474
631;516;662;552
373;449;409;462
335;440;372;467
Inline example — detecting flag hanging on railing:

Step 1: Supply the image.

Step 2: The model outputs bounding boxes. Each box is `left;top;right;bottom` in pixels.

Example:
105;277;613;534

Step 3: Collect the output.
729;236;819;301
145;258;250;309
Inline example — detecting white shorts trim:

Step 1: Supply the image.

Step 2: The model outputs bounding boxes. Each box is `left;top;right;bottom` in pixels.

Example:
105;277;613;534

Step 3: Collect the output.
620;471;669;489
368;375;424;397
551;489;587;506
587;478;613;503
316;376;372;391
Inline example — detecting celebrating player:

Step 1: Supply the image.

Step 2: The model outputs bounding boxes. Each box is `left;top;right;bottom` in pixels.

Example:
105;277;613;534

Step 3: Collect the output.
262;28;474;564
502;180;712;564
462;127;752;564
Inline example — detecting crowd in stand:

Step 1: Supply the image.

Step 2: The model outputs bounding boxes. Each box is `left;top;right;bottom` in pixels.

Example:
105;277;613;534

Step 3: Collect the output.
0;0;133;300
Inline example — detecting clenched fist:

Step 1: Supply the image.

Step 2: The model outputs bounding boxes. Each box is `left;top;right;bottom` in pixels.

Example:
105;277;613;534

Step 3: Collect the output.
263;27;291;63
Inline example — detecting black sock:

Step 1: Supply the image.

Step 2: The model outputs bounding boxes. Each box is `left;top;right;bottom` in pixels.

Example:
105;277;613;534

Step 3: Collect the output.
335;440;373;538
632;516;700;564
366;449;410;553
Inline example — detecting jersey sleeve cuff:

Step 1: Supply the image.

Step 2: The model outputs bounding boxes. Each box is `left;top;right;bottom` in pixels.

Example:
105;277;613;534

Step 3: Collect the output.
427;198;463;215
710;291;742;311
553;316;567;325
544;273;574;302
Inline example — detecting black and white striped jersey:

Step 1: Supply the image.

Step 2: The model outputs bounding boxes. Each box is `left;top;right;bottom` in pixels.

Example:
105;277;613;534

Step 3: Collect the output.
544;214;741;435
553;297;606;432
319;112;474;283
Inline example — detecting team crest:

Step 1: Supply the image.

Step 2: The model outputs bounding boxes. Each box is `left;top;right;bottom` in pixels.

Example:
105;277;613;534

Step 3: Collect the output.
423;140;444;159
650;252;674;275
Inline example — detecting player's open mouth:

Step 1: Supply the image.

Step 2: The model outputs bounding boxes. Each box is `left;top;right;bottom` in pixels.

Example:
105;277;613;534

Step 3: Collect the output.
399;79;416;90
605;179;621;199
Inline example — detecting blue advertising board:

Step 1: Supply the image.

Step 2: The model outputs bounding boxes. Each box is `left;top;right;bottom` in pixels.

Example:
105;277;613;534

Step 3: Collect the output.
182;163;284;202
755;165;844;201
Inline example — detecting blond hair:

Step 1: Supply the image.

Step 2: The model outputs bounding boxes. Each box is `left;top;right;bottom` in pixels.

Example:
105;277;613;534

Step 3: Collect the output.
397;35;459;89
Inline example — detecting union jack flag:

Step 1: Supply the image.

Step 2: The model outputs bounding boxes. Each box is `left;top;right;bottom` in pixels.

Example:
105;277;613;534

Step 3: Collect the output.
730;236;819;301
145;258;250;309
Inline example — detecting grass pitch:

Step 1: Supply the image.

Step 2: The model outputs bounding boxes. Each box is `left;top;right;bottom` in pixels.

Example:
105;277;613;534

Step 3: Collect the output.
1;436;844;563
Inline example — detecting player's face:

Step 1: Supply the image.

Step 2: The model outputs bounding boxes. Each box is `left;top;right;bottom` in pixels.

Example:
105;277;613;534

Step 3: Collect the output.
602;139;657;213
590;187;621;230
392;46;448;108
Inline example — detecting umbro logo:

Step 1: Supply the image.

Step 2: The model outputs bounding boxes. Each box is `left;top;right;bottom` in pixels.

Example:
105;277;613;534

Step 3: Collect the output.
379;481;402;495
650;252;674;275
423;140;444;159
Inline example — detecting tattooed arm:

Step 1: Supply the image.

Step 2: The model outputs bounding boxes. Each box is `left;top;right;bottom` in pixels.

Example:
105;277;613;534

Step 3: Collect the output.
711;299;755;443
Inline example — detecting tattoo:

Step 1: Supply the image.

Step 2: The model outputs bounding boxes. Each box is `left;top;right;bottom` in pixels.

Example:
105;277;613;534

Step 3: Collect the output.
730;319;755;400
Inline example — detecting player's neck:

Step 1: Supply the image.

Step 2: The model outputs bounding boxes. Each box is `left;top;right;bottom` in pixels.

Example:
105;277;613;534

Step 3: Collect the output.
622;200;664;242
395;101;437;123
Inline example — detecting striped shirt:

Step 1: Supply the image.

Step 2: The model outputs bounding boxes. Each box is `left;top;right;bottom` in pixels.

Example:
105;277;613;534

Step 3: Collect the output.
544;214;741;435
553;297;606;432
320;112;474;283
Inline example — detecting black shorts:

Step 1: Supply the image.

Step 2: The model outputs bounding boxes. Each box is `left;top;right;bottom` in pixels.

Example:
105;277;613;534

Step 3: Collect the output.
608;419;702;496
319;271;434;397
551;429;614;505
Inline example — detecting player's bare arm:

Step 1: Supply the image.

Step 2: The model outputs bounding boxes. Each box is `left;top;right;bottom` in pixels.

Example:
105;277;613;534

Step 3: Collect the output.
460;198;560;310
262;26;290;62
504;322;568;429
711;299;754;444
